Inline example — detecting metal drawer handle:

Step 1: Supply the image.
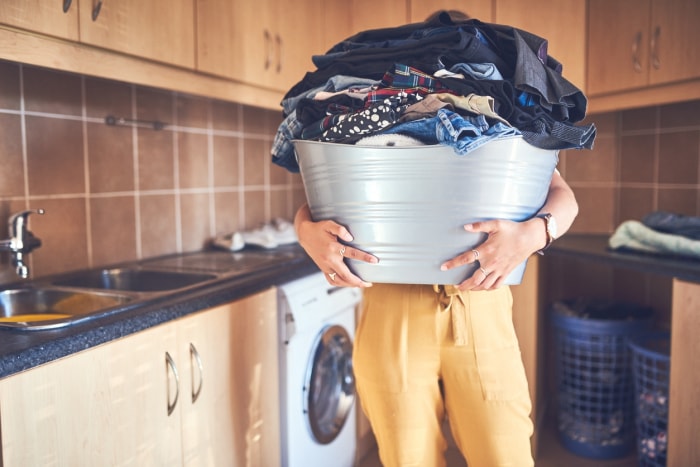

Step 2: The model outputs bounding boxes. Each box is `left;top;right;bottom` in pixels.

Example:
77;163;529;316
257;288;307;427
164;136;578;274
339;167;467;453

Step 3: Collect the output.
63;0;72;13
650;25;661;70
92;0;103;21
276;34;282;73
632;31;643;73
264;29;272;71
190;343;204;403
165;351;180;416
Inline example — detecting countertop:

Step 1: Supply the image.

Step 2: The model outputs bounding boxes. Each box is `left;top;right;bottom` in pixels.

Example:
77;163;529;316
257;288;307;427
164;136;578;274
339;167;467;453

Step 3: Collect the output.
0;245;319;379
549;233;700;283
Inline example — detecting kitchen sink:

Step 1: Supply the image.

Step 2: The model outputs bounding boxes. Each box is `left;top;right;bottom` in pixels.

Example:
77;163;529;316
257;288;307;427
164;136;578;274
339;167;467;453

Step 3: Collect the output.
52;268;218;292
0;288;133;330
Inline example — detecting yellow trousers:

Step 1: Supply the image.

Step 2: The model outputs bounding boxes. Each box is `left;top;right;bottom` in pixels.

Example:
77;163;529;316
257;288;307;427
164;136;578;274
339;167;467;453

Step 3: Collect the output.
353;284;534;467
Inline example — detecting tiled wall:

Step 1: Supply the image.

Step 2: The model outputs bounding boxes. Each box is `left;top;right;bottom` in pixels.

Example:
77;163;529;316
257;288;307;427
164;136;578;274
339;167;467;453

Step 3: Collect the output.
0;61;306;283
549;98;700;321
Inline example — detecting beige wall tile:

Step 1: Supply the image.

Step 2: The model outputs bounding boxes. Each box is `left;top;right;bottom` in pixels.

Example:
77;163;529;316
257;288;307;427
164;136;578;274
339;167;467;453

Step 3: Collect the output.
23;66;82;116
244;190;266;229
564;135;617;183
180;192;212;252
90;196;137;266
658;131;699;184
270;157;290;185
242;105;271;135
86;122;135;193
84;77;132;120
136;87;172;124
178;132;210;189
176;94;210;128
657;188;697;216
620;134;656;183
213;135;241;187
138;130;175;190
0;114;24;197
214;191;241;235
243;138;268;186
0;61;20;110
212;101;241;131
618;187;653;223
570;186;616;233
29;198;89;276
139;194;177;259
659;100;700;128
269;188;290;220
621;106;657;132
26;116;84;196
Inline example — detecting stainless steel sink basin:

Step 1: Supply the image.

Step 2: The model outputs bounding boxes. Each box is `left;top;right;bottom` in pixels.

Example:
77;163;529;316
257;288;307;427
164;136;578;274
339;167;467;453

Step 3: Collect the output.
52;268;217;292
0;288;132;330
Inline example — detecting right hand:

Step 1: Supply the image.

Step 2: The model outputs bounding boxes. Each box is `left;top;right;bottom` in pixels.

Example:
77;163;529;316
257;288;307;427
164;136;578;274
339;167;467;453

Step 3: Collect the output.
295;204;378;288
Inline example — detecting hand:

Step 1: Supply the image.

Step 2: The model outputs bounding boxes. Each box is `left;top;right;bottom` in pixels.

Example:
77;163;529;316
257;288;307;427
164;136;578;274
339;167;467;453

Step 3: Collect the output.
440;218;544;291
295;206;378;288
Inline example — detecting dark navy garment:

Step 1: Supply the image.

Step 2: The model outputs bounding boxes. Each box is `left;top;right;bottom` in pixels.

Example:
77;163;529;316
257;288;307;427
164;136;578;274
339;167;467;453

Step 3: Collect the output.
642;211;700;240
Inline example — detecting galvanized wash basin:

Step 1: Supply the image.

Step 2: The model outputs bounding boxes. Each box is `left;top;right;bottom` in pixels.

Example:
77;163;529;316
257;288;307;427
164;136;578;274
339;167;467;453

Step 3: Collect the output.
0;288;132;330
52;268;217;292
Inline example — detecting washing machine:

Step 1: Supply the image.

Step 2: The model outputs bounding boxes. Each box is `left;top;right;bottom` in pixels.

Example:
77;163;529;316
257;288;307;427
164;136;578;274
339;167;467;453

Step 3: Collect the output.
278;271;362;467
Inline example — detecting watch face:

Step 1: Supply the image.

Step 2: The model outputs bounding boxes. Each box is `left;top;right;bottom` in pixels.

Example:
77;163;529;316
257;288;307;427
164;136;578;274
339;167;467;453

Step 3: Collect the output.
549;215;558;239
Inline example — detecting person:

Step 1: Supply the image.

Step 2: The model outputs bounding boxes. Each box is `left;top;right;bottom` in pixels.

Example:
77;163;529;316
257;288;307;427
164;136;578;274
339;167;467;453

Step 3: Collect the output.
291;11;581;467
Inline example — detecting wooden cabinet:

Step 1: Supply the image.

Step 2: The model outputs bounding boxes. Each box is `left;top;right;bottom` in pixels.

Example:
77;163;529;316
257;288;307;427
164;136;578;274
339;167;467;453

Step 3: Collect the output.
0;288;280;467
495;0;586;93
587;0;700;96
77;0;195;68
196;0;322;93
0;0;79;41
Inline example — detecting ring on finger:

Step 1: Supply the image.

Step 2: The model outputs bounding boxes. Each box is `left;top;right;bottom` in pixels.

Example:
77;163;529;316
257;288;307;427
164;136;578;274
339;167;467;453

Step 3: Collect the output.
472;249;480;260
479;267;488;277
339;246;346;257
328;272;337;281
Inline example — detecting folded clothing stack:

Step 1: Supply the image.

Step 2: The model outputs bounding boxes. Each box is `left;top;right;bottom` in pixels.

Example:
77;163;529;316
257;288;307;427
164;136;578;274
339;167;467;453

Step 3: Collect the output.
212;218;298;251
608;211;700;260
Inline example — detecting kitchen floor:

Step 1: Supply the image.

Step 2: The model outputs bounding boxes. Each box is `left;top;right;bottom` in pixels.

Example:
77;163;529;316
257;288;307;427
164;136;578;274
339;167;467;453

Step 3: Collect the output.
357;417;637;467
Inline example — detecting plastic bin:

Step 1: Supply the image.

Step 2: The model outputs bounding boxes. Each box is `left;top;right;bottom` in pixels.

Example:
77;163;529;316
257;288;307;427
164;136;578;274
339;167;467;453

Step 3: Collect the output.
629;332;671;467
550;299;653;459
293;137;558;285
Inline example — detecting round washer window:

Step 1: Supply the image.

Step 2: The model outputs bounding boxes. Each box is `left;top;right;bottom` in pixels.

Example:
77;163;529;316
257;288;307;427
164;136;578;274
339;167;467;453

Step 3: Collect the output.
303;324;355;445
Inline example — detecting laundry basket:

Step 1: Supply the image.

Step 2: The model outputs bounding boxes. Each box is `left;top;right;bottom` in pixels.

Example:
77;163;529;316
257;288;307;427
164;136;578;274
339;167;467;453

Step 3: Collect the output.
550;299;653;459
293;136;558;285
629;332;671;467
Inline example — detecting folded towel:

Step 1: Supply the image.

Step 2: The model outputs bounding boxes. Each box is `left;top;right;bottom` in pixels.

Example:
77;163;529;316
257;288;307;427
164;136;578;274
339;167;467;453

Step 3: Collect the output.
609;220;700;260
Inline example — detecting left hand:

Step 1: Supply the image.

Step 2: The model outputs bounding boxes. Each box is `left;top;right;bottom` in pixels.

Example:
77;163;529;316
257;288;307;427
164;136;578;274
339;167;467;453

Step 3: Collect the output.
441;218;544;291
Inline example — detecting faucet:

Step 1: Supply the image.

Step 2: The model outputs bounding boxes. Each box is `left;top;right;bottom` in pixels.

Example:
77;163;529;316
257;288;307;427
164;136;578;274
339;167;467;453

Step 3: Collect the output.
0;208;45;279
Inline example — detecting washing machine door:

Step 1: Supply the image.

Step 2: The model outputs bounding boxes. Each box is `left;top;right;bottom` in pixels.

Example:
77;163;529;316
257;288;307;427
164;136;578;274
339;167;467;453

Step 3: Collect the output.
303;324;355;445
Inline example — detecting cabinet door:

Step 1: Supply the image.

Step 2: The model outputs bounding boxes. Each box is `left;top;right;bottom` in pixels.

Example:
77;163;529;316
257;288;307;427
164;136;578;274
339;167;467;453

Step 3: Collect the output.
587;0;651;95
409;0;493;23
178;288;280;467
78;0;195;68
196;0;321;93
0;0;79;40
0;323;183;466
649;0;700;86
496;0;586;92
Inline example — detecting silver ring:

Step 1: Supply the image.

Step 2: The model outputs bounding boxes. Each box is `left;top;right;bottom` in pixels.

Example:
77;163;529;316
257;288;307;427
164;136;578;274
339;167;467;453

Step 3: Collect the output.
339;246;346;257
328;272;337;281
479;267;488;276
472;249;480;260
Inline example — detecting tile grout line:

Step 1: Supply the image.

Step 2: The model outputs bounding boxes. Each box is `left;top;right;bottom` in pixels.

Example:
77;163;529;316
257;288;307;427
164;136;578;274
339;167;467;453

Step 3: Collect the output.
80;75;93;266
132;84;142;259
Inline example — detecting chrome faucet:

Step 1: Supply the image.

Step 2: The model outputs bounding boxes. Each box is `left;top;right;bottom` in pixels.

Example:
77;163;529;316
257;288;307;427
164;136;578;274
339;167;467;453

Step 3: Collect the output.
0;209;45;278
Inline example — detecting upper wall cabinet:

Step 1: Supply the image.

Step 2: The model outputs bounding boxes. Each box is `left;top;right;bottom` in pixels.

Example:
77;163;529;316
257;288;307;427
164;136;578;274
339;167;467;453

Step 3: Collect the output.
495;0;586;92
0;0;79;41
587;0;700;96
78;0;195;68
196;0;323;94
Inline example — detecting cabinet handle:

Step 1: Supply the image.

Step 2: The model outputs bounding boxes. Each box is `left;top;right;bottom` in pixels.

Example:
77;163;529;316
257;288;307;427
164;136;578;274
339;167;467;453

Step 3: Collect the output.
165;351;180;416
275;34;282;73
190;343;204;404
264;30;272;71
91;0;103;21
63;0;72;13
632;31;643;73
650;25;661;70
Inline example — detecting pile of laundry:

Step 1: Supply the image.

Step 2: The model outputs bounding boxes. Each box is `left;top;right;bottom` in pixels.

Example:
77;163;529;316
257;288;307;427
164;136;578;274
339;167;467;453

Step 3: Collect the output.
272;10;596;173
609;211;700;260
211;218;298;251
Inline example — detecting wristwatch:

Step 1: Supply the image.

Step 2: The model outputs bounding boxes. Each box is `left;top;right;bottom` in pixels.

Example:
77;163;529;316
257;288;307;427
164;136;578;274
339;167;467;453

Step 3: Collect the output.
536;213;557;255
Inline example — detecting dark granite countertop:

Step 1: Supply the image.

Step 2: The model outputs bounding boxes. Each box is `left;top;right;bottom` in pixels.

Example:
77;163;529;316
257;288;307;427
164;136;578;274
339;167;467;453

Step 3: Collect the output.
0;245;319;379
549;234;700;283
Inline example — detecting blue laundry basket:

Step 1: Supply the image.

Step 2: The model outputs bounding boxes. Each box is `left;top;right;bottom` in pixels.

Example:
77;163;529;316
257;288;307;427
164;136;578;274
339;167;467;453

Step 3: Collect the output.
629;332;671;467
550;299;653;459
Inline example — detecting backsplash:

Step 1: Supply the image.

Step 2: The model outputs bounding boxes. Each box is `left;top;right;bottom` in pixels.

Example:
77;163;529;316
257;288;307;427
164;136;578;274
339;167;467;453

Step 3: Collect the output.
0;60;305;282
2;57;699;294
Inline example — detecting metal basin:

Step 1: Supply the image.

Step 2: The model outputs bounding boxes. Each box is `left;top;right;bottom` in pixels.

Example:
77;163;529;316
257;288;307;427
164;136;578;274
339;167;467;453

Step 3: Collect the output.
52;268;217;292
0;288;132;330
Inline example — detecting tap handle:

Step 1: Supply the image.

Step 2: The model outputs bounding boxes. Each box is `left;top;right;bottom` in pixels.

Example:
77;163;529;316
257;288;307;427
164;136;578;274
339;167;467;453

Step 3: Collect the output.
8;208;45;238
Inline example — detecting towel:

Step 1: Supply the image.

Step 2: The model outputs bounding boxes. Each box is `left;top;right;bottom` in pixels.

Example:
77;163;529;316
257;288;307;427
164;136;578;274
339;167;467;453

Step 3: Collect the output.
608;220;700;260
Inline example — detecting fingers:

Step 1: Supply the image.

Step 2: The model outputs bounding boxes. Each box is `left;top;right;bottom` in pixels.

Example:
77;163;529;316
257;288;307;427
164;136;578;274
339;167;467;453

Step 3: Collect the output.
323;242;377;288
